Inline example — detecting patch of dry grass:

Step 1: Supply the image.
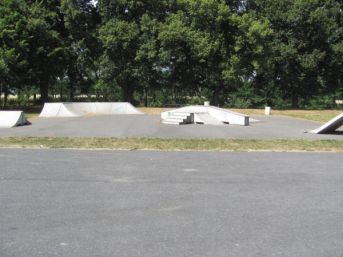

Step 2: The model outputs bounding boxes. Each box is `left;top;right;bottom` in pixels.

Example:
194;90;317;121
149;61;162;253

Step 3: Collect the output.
0;137;342;152
138;107;173;115
232;109;342;123
25;112;40;119
273;110;342;123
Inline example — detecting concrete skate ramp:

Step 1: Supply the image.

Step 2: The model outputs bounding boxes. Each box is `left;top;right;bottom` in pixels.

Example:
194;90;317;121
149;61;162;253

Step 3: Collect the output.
0;111;29;128
40;102;144;117
161;105;253;126
194;113;224;125
308;112;343;134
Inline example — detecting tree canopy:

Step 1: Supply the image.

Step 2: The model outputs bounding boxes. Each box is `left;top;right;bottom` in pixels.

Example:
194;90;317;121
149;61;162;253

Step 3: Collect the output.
1;0;342;108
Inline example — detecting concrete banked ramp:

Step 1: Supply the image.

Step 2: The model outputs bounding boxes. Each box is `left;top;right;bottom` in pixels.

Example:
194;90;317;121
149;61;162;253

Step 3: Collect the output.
0;111;29;128
308;112;343;134
161;105;254;126
40;102;143;117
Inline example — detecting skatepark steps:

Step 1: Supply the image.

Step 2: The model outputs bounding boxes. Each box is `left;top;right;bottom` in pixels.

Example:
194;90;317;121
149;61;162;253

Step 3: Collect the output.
161;112;194;125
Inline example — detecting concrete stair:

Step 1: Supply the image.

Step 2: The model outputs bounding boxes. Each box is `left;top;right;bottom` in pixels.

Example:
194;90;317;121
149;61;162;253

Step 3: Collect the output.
161;112;193;125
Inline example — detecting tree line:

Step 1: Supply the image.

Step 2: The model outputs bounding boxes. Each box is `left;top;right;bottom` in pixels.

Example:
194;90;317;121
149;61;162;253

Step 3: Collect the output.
1;0;342;108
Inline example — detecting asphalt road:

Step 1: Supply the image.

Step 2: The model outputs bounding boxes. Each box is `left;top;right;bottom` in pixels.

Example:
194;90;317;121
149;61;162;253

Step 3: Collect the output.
1;149;343;257
0;114;343;139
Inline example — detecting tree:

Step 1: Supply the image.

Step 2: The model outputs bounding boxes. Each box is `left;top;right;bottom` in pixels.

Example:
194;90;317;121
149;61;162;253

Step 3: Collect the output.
158;0;271;105
0;0;66;103
61;0;100;100
0;0;31;106
99;18;139;102
25;1;65;103
247;0;343;107
98;0;171;103
135;14;162;106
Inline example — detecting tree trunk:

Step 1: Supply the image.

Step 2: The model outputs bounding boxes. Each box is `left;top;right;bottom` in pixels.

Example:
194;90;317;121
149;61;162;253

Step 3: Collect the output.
39;83;49;104
4;88;8;109
68;70;76;101
69;85;74;101
212;86;220;106
123;89;133;103
144;86;148;107
60;86;63;101
0;85;2;109
291;94;299;108
123;82;134;103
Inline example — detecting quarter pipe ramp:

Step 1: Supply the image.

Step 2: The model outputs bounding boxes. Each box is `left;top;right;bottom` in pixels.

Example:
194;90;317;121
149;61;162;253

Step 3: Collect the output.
308;112;343;134
39;102;144;117
0;111;29;128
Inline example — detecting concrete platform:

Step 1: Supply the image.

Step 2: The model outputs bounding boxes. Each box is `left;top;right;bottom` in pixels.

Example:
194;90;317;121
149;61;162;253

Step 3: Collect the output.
0;114;342;140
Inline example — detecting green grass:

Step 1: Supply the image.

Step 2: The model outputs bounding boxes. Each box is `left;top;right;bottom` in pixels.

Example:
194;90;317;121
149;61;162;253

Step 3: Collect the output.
272;110;342;123
232;109;342;123
25;112;40;119
0;137;342;152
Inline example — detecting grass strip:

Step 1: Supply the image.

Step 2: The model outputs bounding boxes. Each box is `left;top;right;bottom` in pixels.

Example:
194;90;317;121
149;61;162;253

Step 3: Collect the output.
0;137;342;152
232;109;342;123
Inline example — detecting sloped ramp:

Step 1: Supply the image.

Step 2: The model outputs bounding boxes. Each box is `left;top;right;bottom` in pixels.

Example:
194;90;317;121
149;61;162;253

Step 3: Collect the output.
308;112;343;134
40;102;144;118
194;113;224;125
0;111;29;128
40;103;79;117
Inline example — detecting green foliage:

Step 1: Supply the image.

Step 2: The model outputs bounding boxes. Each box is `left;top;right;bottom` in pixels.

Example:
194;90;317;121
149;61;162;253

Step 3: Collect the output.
226;81;264;108
248;0;343;107
61;0;100;99
0;0;65;104
1;0;342;109
304;95;337;110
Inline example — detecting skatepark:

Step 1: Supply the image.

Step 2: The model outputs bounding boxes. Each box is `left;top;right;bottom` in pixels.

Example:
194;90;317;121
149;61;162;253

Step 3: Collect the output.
0;102;342;140
2;1;342;255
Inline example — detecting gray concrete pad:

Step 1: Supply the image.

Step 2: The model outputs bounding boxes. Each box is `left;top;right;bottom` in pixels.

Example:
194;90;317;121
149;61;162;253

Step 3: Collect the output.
1;149;343;257
0;114;342;139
